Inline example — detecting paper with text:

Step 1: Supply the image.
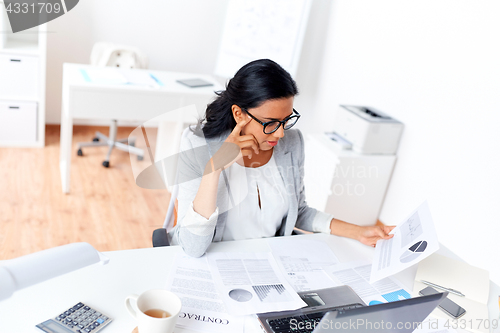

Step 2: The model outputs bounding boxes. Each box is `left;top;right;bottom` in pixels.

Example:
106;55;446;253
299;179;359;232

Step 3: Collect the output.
207;252;307;316
370;201;439;283
268;238;340;292
81;68;127;84
165;254;244;333
326;260;412;305
122;71;160;87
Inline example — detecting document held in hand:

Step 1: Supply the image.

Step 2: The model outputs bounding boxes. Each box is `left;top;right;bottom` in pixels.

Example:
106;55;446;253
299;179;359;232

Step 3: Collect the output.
370;201;439;283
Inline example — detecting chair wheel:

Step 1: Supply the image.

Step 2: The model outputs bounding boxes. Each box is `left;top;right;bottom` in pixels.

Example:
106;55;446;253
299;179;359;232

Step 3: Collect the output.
93;137;99;142
137;155;144;161
77;149;83;156
102;161;110;168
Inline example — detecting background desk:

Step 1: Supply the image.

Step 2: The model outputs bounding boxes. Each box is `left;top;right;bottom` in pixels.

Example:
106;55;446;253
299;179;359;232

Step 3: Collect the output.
0;234;498;332
60;63;223;193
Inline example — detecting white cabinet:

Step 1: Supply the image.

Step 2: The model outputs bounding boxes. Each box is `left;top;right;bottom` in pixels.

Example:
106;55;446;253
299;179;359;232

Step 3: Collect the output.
0;101;37;142
0;54;39;99
0;1;46;147
304;133;396;226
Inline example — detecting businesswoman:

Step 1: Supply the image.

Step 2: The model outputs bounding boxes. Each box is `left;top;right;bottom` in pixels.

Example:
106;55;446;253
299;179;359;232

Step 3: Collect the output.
170;59;394;257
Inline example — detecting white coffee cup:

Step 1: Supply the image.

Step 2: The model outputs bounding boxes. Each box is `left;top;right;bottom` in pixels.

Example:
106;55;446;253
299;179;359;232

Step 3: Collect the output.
125;289;182;333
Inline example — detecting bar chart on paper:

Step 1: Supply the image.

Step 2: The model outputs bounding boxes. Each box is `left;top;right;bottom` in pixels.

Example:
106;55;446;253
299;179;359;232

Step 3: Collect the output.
252;284;289;302
208;252;307;315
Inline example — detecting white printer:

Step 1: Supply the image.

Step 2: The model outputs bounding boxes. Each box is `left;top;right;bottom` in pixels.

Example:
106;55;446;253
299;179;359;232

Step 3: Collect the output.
333;105;404;155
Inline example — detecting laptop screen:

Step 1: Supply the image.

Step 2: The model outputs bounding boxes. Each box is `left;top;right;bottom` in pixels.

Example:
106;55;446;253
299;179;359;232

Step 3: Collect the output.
313;293;446;333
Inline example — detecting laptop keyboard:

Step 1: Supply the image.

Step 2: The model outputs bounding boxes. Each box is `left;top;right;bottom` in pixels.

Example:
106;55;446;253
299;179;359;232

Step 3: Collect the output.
267;303;364;333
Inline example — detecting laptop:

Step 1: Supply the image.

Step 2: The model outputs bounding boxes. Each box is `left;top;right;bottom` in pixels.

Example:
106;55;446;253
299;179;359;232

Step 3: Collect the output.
257;285;446;333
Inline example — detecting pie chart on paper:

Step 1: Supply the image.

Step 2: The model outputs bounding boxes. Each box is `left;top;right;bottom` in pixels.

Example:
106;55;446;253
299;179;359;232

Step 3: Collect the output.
399;240;427;263
228;289;253;302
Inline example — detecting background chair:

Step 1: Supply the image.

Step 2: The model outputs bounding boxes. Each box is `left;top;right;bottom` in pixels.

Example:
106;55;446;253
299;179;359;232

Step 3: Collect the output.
76;42;148;167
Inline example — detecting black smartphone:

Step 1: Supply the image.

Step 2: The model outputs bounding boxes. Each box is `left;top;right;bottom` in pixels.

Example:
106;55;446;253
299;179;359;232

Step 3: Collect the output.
419;286;466;319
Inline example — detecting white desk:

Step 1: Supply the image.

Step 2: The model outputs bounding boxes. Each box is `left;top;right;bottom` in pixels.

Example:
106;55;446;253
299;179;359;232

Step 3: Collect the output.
0;234;499;333
60;63;223;193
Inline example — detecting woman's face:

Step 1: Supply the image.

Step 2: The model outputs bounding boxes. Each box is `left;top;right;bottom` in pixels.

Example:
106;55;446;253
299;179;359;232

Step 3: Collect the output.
233;97;294;152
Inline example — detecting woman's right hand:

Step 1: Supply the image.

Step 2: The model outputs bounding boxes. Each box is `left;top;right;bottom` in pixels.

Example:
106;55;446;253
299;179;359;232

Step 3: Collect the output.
205;116;259;174
226;116;260;160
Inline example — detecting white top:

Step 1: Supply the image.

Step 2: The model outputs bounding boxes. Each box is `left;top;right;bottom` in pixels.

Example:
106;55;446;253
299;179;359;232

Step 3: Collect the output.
180;152;333;239
222;154;288;241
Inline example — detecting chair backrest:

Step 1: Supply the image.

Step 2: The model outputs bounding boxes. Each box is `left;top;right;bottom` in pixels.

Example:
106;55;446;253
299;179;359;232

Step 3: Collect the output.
90;42;148;69
162;126;192;231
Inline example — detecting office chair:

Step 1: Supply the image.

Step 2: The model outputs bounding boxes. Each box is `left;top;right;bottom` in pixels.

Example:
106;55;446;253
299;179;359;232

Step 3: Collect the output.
76;42;148;167
152;127;191;247
152;185;177;247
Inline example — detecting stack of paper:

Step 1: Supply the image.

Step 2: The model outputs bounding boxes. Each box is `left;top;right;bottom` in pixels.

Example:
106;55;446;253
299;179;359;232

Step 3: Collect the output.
80;69;128;85
165;251;308;332
326;260;413;306
165;254;244;333
413;254;490;333
207;252;307;316
80;68;161;87
122;71;161;87
267;238;340;292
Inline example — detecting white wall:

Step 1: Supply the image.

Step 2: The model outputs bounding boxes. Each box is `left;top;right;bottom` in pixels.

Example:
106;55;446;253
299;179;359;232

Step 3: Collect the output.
44;0;332;125
312;0;500;284
293;0;334;125
45;0;229;124
45;0;334;125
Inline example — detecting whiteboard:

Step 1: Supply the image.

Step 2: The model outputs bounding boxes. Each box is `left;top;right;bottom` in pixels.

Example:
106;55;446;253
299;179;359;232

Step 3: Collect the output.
215;0;312;78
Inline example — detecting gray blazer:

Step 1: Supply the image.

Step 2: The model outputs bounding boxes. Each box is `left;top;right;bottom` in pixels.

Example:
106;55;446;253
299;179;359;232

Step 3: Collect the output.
169;127;333;257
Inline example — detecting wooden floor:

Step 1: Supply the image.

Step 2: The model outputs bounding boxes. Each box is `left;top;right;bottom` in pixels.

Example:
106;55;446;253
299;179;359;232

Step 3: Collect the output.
0;125;170;260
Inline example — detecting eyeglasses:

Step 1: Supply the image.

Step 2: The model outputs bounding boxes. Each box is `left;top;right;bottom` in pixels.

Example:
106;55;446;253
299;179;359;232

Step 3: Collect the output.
243;108;301;134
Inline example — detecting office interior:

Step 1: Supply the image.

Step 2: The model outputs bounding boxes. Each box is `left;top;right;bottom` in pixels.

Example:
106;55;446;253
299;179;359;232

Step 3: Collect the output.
1;0;499;306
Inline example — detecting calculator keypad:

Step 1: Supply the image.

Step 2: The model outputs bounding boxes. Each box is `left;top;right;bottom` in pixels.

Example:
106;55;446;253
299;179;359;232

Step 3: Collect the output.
52;302;112;333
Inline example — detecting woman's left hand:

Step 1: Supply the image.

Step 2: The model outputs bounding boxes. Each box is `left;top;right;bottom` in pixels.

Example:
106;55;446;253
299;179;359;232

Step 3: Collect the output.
357;225;395;247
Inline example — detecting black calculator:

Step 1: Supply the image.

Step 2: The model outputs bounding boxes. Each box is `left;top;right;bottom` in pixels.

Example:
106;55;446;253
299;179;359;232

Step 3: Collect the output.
36;302;112;333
